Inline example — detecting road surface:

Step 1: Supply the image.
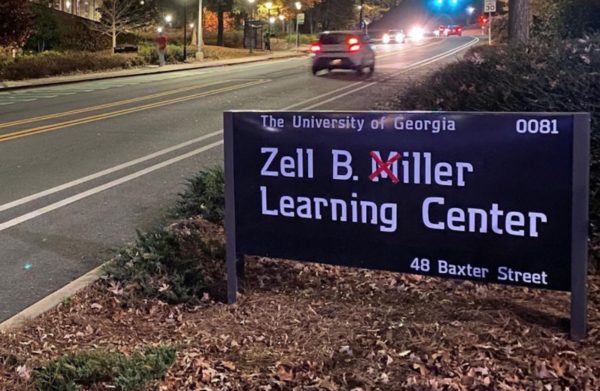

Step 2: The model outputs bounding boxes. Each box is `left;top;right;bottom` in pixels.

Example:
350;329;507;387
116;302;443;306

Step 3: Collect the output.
0;36;478;322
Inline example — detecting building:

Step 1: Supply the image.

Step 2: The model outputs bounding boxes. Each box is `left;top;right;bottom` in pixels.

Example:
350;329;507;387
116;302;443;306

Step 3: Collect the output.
38;0;102;21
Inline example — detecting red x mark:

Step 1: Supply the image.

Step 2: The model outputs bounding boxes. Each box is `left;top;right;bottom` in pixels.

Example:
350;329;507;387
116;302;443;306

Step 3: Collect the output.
369;151;401;183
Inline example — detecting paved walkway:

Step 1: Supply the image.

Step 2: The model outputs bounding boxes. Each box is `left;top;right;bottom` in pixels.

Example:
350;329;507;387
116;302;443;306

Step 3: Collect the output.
0;48;309;91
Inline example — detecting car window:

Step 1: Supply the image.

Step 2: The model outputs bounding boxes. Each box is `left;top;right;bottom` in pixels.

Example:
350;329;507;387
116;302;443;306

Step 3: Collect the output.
319;33;348;45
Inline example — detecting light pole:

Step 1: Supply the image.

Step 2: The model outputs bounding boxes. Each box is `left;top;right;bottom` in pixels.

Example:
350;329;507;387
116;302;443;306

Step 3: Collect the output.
295;1;301;48
265;1;273;37
466;6;475;25
357;1;364;30
183;1;188;61
247;0;255;53
278;14;285;33
197;0;204;60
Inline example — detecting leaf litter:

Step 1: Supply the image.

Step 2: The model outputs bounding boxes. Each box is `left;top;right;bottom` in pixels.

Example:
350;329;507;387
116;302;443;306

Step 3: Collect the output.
0;217;598;390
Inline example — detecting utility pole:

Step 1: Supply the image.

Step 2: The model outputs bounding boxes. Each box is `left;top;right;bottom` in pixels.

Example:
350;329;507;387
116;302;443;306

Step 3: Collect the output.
197;0;204;60
508;0;529;44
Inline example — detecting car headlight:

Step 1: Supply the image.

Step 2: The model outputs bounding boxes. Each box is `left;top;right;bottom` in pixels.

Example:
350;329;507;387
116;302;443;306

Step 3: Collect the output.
382;34;390;44
395;33;404;42
409;26;424;39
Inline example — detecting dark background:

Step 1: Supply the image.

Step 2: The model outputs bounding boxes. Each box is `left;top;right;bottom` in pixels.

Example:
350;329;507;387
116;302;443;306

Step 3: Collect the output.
230;112;575;291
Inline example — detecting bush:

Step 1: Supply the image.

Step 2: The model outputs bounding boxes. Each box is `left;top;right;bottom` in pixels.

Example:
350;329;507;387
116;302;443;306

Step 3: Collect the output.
491;14;508;44
105;167;226;303
137;42;195;64
0;51;146;81
384;36;600;269
31;345;176;391
175;166;225;224
104;221;225;304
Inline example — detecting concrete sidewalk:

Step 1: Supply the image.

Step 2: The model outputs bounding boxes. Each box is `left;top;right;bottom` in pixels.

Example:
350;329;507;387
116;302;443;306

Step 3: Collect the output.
0;48;309;91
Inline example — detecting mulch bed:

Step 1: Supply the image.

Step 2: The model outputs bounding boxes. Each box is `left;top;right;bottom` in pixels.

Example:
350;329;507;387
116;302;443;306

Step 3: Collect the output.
0;218;598;390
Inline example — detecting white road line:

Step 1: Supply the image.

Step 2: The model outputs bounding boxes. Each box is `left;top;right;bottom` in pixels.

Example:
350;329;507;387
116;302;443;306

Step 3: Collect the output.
0;130;223;213
0;81;358;215
0;39;478;231
0;140;224;232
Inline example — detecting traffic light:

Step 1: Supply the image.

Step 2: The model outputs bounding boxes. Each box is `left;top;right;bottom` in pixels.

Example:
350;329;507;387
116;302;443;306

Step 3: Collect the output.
479;15;488;26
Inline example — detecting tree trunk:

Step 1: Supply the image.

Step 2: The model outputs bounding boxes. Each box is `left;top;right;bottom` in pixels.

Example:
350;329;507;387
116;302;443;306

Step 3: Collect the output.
217;6;224;46
112;24;117;51
508;0;529;44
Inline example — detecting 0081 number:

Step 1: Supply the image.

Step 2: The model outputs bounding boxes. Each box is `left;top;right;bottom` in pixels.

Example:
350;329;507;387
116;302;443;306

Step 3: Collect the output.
516;119;559;134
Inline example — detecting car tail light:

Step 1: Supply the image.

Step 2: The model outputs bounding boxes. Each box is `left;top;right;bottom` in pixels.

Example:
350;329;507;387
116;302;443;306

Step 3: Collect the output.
349;44;360;52
348;37;359;45
457;27;462;31
310;43;321;52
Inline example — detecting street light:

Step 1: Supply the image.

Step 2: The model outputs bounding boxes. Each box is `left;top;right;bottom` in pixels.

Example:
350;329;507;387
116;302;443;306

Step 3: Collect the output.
294;1;301;48
466;6;475;25
165;14;173;24
266;2;273;39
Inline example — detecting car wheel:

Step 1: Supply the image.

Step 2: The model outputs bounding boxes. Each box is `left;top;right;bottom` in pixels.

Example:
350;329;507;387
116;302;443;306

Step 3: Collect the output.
369;64;375;74
312;66;320;75
356;66;364;75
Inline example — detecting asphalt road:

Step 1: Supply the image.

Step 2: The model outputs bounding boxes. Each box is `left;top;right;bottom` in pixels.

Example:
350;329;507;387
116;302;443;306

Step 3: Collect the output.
0;35;478;322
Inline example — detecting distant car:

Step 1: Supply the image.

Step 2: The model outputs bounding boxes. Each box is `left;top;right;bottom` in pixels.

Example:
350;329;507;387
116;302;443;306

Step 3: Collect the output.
443;25;463;36
311;31;375;76
382;29;406;44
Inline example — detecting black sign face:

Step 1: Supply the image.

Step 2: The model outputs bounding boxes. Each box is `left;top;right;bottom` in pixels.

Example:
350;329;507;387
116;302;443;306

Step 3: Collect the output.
225;112;589;292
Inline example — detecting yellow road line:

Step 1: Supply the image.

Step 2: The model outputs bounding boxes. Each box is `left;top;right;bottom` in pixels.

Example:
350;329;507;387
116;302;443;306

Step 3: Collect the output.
0;79;248;130
0;79;269;143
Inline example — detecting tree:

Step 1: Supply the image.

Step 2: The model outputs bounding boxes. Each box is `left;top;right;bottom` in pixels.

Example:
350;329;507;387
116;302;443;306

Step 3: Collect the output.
508;0;529;44
91;0;157;50
0;0;34;55
205;0;233;46
26;4;60;52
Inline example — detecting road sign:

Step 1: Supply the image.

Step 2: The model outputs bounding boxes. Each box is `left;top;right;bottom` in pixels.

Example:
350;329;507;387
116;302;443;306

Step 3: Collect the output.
297;13;305;24
225;111;590;339
484;0;496;13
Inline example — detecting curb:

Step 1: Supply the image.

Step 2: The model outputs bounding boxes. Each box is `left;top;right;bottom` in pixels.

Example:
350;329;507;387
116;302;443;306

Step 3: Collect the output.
0;265;104;332
0;51;308;92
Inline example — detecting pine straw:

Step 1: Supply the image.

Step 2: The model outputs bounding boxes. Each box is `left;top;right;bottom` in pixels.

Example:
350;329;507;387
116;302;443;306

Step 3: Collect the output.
0;218;598;390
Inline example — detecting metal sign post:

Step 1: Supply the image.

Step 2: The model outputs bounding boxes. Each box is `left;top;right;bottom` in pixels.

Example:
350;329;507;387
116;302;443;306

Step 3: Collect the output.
484;0;496;44
224;111;590;340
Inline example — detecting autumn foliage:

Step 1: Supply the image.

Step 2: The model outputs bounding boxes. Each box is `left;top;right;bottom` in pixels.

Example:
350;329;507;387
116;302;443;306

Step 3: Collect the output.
0;0;34;50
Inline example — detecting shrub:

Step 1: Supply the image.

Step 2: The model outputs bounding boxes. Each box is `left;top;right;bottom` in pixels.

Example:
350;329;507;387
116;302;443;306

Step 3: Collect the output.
31;345;176;391
104;220;225;304
137;42;195;64
491;14;508;44
384;36;600;269
0;51;146;81
105;167;226;303
175;166;225;224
